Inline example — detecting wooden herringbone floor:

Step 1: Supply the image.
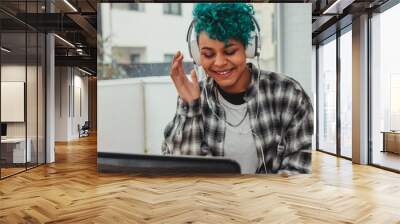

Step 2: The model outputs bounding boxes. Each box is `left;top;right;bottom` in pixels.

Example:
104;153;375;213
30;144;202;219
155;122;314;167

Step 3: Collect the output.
1;134;400;224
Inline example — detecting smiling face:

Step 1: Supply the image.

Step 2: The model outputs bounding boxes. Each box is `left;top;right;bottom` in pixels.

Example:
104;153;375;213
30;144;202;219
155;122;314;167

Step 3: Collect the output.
198;32;251;93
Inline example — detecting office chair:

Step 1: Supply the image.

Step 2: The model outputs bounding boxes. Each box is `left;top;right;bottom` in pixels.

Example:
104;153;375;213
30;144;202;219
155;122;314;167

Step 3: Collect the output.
79;121;90;138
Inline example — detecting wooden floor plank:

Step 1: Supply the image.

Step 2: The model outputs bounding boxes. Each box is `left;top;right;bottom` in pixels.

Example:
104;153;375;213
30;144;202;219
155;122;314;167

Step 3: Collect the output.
0;134;400;223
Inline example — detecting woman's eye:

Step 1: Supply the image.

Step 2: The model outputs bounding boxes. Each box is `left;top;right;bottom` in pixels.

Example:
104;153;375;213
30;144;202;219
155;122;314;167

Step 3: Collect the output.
225;50;236;55
202;53;214;58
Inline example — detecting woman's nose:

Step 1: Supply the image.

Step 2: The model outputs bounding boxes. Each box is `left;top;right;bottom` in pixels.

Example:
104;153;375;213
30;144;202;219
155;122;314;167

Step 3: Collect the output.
214;54;228;67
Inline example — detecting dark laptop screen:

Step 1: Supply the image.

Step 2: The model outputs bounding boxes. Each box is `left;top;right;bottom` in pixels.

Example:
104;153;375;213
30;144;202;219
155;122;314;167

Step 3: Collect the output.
97;152;241;175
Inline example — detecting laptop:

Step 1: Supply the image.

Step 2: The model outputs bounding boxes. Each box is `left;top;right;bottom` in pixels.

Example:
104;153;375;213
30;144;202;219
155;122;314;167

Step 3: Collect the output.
97;152;241;175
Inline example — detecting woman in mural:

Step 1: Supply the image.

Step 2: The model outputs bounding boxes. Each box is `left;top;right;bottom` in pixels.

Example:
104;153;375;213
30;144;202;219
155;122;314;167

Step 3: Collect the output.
162;3;314;174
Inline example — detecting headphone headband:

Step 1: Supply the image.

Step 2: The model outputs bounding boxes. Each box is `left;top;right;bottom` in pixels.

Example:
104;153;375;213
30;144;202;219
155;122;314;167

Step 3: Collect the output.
186;15;261;65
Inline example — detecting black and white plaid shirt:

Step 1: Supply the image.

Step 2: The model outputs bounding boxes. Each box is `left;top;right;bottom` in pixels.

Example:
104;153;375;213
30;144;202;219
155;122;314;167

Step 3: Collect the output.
162;63;314;174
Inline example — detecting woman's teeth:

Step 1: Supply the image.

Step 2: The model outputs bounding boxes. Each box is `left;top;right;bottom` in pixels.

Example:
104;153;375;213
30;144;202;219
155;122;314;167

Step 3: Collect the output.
215;69;232;76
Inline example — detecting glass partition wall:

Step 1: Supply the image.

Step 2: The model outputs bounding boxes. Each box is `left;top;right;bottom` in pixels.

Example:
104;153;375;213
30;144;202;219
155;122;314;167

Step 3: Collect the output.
317;35;337;155
370;3;400;171
339;28;352;159
316;26;353;159
0;1;46;179
316;0;400;172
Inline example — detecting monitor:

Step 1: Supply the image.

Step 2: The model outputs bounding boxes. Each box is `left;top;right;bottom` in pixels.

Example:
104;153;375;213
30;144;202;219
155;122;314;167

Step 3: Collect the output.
1;123;6;137
97;152;241;175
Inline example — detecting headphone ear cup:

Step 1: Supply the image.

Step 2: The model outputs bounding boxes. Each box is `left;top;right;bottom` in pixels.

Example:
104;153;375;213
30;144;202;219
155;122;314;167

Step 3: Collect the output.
190;40;201;65
245;35;257;58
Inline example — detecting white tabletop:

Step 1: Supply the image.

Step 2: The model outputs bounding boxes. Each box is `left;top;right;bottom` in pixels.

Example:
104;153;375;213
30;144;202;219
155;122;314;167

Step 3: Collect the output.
1;138;29;143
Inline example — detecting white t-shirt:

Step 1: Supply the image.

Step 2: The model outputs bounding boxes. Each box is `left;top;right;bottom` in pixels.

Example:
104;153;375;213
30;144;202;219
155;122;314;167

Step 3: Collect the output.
218;93;259;174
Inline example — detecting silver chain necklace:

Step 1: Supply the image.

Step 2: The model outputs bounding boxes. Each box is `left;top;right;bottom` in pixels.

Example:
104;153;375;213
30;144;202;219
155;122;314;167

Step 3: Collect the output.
225;109;248;127
217;91;249;128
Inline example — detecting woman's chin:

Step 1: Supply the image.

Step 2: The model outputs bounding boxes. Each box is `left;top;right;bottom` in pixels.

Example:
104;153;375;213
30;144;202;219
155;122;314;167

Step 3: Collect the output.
213;79;236;90
208;68;250;93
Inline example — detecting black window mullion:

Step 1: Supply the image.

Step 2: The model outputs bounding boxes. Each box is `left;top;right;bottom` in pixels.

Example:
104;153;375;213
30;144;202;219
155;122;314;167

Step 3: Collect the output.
367;11;373;165
25;0;28;171
36;0;39;168
337;35;340;156
0;22;2;179
44;32;47;164
73;68;75;118
316;44;320;151
44;0;48;165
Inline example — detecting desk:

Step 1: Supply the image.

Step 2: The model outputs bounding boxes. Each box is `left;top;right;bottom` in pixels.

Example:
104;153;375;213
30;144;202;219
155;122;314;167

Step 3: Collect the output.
1;138;31;163
381;131;400;154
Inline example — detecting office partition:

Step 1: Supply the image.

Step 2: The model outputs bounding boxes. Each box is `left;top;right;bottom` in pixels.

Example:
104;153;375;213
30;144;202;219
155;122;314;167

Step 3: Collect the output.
0;0;47;179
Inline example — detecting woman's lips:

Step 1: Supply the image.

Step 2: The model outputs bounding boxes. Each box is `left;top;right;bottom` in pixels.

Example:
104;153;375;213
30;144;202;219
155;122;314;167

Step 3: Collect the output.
212;68;234;77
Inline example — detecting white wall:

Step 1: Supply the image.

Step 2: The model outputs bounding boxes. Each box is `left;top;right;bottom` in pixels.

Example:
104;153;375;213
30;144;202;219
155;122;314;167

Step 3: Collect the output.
98;79;145;154
98;77;177;155
55;67;69;141
55;67;89;141
72;74;89;138
280;4;312;99
143;77;179;154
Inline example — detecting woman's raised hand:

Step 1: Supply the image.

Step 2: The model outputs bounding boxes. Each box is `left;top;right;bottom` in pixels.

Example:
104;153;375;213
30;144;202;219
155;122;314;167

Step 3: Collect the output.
170;51;201;103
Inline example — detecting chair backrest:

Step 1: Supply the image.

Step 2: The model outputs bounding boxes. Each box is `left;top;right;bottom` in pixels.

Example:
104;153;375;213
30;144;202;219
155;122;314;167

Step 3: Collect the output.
82;121;90;129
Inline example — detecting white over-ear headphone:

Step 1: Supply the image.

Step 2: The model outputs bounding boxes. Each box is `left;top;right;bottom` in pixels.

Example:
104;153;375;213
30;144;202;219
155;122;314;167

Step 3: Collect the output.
186;16;261;66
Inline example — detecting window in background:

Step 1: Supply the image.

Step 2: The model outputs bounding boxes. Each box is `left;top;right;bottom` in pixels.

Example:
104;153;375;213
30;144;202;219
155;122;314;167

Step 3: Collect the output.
164;54;174;63
111;3;144;11
339;28;352;158
130;54;141;64
371;3;400;171
111;47;146;65
163;3;182;15
390;74;400;131
129;3;139;11
318;36;337;155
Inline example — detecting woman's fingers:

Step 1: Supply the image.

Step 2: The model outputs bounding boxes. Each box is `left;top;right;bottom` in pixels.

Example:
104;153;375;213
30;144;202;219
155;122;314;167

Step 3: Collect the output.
170;52;185;84
176;54;190;85
169;51;201;102
190;69;198;83
170;52;189;99
190;69;200;97
171;52;184;77
172;52;191;88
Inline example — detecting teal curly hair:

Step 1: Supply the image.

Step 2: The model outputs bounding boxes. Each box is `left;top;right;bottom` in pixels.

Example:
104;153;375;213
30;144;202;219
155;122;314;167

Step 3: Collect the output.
192;3;256;48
